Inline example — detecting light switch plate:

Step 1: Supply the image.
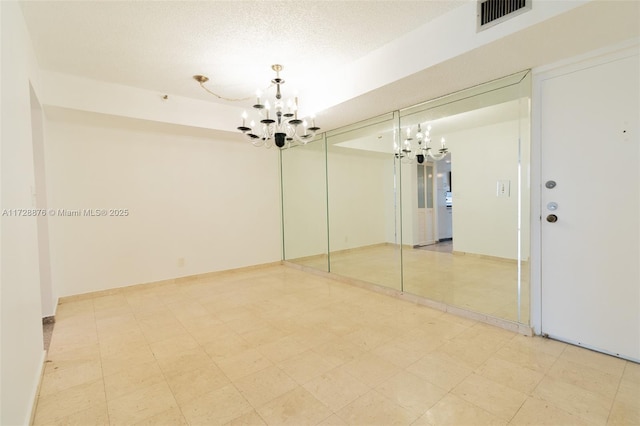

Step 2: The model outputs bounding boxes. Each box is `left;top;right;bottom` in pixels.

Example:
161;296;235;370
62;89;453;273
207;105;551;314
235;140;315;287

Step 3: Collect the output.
497;180;510;197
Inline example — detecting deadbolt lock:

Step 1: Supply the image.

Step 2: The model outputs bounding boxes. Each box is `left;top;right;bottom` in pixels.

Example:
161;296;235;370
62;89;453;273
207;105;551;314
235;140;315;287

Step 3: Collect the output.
546;214;558;223
545;180;557;189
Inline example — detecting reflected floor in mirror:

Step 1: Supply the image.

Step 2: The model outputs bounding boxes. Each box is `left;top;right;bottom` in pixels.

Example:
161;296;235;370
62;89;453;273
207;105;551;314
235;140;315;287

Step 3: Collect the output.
34;264;637;425
416;240;453;253
292;244;530;324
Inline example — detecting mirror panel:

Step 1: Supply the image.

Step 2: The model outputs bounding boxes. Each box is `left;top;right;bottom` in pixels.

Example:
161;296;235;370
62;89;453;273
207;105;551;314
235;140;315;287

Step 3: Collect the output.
280;72;531;325
518;71;532;325
326;114;402;291
281;135;329;271
399;71;531;323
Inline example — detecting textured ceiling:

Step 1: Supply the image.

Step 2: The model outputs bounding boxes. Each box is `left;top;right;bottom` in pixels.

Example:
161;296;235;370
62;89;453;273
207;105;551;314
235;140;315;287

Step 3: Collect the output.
20;1;465;102
19;1;640;133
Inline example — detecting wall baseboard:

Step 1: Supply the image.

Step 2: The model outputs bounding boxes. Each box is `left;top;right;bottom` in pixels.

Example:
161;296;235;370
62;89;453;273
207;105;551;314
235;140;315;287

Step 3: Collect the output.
58;261;282;304
28;350;48;426
452;250;518;264
283;261;533;336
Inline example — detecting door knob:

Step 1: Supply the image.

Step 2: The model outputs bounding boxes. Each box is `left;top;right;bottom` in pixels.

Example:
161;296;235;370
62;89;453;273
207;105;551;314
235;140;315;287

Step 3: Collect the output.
546;214;558;223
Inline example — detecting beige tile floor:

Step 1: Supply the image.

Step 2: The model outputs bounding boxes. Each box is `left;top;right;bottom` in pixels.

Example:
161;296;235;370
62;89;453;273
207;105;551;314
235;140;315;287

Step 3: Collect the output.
292;244;530;324
34;265;638;425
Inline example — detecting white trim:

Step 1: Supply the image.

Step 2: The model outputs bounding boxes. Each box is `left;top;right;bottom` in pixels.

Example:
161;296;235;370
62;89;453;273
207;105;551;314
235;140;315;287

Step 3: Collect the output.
530;39;640;337
27;350;47;426
534;37;640;77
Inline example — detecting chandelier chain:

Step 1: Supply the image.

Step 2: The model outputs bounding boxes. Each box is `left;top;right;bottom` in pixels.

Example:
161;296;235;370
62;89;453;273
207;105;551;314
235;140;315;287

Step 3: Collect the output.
196;80;274;102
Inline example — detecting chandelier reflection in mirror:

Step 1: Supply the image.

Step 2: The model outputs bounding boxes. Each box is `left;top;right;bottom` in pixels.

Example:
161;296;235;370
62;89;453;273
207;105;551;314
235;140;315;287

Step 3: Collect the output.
395;123;449;164
238;64;319;149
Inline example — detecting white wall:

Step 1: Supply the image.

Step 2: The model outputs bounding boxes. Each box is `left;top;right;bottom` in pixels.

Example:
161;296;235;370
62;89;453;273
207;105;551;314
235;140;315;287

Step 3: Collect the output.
281;142;328;260
384;158;400;245
449;120;521;260
400;160;417;246
283;142;401;260
45;109;281;297
31;87;55;318
41;70;242;134
1;2;47;424
328;148;389;251
307;0;588;113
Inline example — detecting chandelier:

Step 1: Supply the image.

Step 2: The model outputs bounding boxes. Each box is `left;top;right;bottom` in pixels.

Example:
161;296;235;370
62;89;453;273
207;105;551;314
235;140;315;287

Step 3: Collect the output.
239;65;319;148
395;123;448;163
194;64;319;149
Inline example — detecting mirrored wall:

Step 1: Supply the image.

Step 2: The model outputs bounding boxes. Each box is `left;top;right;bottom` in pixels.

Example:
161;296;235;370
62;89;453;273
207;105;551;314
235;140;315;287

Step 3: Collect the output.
281;134;329;271
281;71;531;325
326;114;402;291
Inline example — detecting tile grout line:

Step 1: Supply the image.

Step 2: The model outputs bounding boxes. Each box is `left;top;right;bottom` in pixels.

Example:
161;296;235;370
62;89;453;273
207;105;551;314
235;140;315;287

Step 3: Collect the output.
604;360;628;426
93;296;112;426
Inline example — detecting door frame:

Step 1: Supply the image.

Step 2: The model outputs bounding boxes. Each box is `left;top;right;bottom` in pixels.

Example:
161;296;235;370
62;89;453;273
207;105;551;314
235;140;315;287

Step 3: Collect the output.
529;39;639;336
415;161;436;247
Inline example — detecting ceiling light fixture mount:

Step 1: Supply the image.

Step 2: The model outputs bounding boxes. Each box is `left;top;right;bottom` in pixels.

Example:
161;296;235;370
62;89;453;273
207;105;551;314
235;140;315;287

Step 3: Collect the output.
193;75;209;84
238;64;319;149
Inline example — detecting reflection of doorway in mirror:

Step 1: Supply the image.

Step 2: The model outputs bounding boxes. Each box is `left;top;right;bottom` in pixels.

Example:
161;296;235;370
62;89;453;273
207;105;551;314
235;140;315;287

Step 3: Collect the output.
416;163;435;246
436;157;452;243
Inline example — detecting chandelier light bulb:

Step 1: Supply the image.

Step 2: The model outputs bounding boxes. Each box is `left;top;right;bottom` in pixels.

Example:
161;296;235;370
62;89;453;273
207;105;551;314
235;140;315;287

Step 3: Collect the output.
264;100;271;119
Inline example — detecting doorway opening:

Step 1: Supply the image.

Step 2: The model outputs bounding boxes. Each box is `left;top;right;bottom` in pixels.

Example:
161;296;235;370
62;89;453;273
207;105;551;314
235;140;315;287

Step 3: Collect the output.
416;154;453;253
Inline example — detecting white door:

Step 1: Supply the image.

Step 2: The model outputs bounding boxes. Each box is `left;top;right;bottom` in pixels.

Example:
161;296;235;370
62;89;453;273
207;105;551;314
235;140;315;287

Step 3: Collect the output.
539;52;639;361
416;163;435;246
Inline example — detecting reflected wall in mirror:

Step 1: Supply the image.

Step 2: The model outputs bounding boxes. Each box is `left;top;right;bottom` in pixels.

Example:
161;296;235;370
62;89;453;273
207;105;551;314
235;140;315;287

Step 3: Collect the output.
281;136;329;271
280;71;531;325
326;115;402;291
400;72;531;324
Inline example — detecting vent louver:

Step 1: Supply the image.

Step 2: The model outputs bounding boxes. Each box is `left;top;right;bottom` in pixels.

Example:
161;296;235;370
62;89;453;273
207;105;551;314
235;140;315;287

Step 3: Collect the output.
478;0;531;31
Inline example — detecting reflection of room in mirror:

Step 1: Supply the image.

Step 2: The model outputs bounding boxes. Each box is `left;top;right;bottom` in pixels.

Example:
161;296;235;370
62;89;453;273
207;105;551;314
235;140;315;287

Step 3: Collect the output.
281;71;531;327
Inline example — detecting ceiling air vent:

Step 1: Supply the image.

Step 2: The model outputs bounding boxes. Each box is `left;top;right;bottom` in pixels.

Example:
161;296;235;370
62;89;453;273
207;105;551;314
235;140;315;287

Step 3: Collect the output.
477;0;531;31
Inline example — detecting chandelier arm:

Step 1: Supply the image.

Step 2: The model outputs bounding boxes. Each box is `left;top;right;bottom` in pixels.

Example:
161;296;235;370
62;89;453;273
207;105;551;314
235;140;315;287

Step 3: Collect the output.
289;124;317;145
249;136;264;147
426;148;448;161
